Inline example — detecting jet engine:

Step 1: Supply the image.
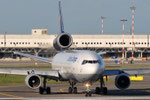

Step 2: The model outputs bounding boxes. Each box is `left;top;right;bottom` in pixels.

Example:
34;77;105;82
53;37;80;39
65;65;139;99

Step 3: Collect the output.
25;74;41;89
115;73;130;90
53;33;73;51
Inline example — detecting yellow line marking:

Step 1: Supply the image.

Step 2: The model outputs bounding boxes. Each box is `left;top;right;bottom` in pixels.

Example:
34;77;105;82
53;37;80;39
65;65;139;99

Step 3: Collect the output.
0;92;23;98
0;85;24;89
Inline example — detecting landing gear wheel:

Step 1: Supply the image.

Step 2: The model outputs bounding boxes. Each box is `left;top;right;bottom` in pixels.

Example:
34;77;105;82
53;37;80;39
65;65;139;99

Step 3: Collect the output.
85;93;88;97
89;92;92;97
39;76;52;95
46;87;51;94
73;87;77;93
95;87;100;94
99;77;108;95
103;87;107;95
85;91;92;97
68;87;72;93
39;87;44;94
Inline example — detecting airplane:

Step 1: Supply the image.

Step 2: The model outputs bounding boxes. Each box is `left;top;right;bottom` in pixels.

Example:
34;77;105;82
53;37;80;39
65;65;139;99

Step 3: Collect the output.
0;1;150;97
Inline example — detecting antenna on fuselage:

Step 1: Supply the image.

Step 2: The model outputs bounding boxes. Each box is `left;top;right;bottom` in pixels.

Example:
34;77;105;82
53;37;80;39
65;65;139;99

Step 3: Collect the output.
59;1;65;33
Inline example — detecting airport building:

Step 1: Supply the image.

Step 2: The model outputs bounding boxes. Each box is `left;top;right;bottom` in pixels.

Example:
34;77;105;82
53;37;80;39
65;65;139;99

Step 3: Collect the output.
0;29;150;60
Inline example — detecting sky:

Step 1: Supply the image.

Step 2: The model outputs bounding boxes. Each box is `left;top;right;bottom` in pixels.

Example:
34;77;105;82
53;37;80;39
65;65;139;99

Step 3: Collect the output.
0;0;150;35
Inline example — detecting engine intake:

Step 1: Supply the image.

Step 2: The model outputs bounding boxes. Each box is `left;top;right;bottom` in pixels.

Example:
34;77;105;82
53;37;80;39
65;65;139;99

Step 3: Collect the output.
115;73;130;90
25;74;41;89
53;33;73;51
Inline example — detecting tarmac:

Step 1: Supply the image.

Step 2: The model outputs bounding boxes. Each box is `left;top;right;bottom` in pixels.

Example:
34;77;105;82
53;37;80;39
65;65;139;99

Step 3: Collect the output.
0;60;150;99
0;75;150;99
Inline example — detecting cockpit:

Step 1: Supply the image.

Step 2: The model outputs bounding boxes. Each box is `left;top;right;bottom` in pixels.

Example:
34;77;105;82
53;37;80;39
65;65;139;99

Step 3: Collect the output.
82;60;100;65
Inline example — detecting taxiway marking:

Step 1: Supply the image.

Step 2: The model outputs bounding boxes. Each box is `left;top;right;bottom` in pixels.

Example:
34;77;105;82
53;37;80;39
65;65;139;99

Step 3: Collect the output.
0;92;23;98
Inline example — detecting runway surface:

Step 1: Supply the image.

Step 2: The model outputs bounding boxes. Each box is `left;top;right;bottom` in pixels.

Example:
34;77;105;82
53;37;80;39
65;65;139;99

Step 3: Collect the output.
0;75;150;99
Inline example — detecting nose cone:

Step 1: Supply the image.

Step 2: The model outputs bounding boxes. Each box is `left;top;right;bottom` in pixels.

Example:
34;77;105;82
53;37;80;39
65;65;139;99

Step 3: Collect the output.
73;50;104;83
76;64;102;83
86;64;101;75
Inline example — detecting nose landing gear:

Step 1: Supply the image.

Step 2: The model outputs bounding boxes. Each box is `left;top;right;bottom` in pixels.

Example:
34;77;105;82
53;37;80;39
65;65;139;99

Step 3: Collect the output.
85;83;92;97
85;91;92;97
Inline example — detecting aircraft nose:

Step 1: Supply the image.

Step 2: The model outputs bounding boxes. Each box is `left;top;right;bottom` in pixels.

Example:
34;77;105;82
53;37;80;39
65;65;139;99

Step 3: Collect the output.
82;64;101;82
87;64;101;75
81;64;101;76
75;64;101;82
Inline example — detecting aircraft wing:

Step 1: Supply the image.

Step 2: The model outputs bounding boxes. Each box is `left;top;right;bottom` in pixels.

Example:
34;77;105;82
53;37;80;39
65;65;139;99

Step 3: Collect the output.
122;68;150;75
0;68;59;78
103;70;124;76
103;68;150;76
14;52;52;63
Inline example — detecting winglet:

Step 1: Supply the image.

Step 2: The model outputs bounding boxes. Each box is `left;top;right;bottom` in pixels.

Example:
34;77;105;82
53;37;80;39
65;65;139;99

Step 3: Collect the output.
59;1;65;33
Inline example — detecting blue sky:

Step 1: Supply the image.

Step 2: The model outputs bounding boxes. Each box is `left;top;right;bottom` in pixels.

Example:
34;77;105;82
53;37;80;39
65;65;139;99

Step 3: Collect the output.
0;0;150;34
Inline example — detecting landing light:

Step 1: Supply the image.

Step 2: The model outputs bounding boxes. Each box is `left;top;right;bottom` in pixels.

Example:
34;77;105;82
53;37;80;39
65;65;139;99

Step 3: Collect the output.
85;83;90;87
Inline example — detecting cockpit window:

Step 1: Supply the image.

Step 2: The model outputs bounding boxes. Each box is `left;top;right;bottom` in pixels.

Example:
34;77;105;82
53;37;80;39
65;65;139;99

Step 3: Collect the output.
82;60;100;65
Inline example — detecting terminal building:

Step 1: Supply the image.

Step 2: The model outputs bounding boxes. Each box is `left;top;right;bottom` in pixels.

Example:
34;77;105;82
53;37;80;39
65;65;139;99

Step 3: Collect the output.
0;29;150;60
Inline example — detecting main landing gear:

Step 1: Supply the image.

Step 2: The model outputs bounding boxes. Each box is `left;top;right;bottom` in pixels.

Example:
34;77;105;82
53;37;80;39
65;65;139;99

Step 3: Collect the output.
39;76;51;94
68;81;77;94
95;77;107;95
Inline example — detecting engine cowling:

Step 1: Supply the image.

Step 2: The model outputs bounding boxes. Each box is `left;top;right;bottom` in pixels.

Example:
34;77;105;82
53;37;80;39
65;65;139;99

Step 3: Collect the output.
115;73;130;90
25;74;41;89
53;33;73;51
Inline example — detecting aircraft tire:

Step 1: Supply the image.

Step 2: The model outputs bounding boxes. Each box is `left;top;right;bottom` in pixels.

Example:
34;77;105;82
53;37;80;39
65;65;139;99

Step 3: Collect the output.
39;87;44;94
46;87;51;94
89;93;92;96
68;87;72;93
85;93;88;97
89;91;92;97
95;87;100;94
85;91;92;97
103;87;107;95
73;87;77;93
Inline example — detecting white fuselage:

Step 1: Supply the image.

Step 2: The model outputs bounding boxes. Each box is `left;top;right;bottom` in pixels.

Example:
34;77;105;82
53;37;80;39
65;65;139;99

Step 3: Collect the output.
51;50;104;83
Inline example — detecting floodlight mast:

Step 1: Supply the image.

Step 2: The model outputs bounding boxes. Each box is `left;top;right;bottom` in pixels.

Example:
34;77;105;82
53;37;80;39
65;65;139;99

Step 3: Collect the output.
120;19;127;61
101;16;106;34
130;6;136;60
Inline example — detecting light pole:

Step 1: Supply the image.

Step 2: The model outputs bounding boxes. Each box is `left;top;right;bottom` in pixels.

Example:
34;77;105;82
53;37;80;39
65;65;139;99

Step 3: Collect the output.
130;6;136;60
101;16;106;34
120;19;127;61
